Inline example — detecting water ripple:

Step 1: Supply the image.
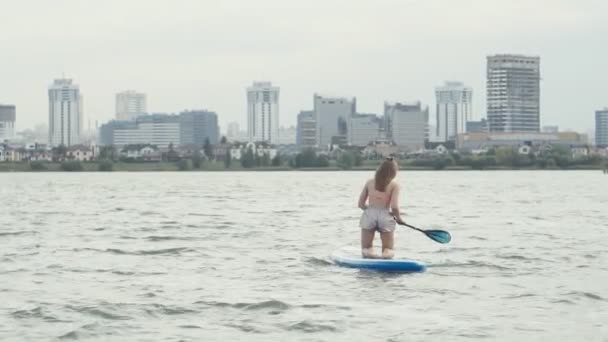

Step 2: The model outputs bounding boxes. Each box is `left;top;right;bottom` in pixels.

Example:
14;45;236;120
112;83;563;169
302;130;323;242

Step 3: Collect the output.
1;171;606;341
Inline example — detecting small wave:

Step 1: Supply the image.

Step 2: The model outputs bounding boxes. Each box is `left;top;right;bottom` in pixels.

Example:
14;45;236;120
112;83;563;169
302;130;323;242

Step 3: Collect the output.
106;247;193;255
305;257;333;266
57;323;98;340
430;261;513;271
67;267;167;276
187;213;215;217
4;251;39;257
300;303;351;310
504;293;536;299
66;306;131;320
457;332;493;338
1;268;27;274
565;291;605;301
160;221;179;225
145;235;193;242
514;326;545;332
57;331;79;340
11;307;66;322
225;323;265;333
436;247;481;253
470;236;487;241
495;254;544;262
196;299;291;312
0;231;35;237
273;210;297;214
286;320;338;333
243;300;290;311
179;325;202;329
12;307;44;319
147;304;198;316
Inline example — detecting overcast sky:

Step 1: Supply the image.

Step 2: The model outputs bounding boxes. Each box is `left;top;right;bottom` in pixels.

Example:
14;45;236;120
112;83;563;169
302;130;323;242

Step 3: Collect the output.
1;0;606;133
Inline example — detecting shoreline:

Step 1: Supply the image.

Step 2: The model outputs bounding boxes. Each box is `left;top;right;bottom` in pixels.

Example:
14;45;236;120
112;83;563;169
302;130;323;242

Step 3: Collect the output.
0;162;606;172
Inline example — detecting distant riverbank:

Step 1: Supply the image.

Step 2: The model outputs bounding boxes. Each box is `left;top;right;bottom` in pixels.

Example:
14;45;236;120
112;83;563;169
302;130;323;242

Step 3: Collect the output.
0;161;606;172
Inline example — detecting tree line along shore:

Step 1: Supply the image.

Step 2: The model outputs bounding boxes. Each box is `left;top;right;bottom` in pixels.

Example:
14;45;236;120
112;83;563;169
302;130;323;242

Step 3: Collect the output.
1;145;607;172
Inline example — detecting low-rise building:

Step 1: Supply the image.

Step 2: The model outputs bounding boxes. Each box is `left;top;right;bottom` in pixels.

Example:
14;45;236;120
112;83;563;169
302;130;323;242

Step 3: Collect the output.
0;144;7;161
362;139;399;159
213;143;232;161
229;142;278;160
466;119;488;133
120;144;162;161
66;145;96;161
24;149;53;161
571;146;590;158
457;132;588;150
0;145;23;162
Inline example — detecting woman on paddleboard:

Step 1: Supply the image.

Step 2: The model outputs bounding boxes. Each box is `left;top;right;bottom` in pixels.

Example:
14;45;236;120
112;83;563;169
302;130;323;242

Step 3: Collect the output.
357;157;404;259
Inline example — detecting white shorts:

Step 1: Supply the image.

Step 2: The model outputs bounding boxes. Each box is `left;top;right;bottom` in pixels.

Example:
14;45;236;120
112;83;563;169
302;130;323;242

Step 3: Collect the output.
359;207;396;233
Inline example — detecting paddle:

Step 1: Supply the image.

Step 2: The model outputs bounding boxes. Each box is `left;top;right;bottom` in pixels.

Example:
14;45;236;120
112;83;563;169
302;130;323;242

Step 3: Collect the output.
395;220;451;244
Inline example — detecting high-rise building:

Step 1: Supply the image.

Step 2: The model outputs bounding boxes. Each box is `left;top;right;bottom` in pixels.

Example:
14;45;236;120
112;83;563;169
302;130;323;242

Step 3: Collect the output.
227;122;240;139
296;110;316;148
180;110;219;145
247;81;279;143
277;126;297;145
314;94;356;147
487;54;540;132
384;101;428;150
596;109;608;147
350;113;381;147
48;78;82;147
116;90;147;121
435;81;472;142
0;105;16;141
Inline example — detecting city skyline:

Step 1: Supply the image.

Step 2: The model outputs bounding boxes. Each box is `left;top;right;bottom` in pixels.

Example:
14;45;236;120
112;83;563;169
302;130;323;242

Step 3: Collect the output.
0;1;607;134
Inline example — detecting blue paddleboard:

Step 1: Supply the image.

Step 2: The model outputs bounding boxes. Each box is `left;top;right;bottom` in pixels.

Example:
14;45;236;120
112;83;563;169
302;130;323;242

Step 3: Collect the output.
331;247;426;273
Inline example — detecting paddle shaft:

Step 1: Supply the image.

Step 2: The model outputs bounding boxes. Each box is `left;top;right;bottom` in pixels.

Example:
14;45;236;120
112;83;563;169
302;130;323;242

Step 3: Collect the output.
395;219;424;232
402;222;424;232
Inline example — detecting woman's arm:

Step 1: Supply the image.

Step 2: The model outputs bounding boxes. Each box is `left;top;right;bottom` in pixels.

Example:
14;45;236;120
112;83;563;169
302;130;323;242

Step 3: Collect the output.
358;182;369;210
390;183;404;223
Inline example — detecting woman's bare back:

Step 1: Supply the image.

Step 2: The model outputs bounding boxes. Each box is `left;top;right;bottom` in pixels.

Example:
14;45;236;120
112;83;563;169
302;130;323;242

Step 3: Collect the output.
365;178;399;209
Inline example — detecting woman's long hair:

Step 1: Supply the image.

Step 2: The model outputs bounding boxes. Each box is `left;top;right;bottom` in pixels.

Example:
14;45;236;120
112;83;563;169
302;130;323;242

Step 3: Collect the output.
374;158;398;192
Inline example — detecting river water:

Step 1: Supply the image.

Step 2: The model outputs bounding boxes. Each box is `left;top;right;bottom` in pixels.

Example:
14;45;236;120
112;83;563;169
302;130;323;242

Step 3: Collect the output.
1;171;607;341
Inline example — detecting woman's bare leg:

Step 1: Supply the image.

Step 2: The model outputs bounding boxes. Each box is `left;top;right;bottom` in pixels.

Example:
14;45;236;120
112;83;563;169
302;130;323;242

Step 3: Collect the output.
361;229;379;258
380;231;395;259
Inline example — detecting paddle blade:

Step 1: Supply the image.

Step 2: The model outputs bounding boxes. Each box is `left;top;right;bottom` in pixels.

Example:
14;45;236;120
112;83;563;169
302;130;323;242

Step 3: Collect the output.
424;229;451;244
